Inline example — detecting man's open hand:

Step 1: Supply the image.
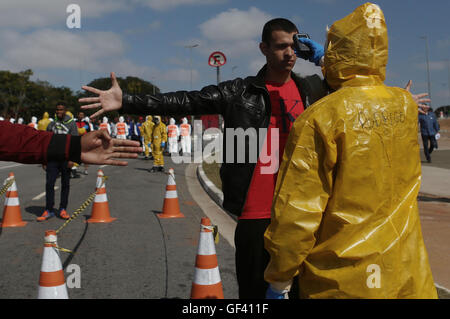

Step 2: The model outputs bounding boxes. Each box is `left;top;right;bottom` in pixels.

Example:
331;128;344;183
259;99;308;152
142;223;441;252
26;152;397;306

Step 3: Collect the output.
79;72;123;119
80;130;141;166
404;80;431;109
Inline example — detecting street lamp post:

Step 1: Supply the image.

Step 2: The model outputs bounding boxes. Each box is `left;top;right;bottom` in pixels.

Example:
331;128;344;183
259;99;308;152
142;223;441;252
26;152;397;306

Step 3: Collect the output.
420;36;432;107
231;66;238;79
447;59;450;106
184;44;199;125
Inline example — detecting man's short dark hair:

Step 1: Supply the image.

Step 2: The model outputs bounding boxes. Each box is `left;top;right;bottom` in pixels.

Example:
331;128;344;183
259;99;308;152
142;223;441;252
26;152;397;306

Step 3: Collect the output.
262;18;299;45
56;102;66;108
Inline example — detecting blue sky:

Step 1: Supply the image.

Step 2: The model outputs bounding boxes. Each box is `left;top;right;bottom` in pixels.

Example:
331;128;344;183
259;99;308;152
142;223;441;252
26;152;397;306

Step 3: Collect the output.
1;0;449;108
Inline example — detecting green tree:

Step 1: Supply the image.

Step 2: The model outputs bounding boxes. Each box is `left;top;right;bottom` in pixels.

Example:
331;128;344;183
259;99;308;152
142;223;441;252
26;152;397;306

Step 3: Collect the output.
0;69;33;119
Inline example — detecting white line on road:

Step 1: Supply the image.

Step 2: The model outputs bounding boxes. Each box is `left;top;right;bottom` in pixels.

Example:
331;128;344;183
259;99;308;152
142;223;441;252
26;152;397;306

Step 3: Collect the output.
0;163;23;170
32;186;59;201
100;165;108;168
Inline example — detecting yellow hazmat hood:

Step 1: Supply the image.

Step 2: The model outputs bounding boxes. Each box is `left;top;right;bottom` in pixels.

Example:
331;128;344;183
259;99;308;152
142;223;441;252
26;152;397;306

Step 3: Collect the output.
324;3;388;90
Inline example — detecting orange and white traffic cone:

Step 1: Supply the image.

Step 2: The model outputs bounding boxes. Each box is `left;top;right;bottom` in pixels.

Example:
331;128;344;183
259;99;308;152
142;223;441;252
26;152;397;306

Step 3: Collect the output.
190;217;224;299
37;230;68;299
87;170;116;223
0;172;27;228
158;168;184;219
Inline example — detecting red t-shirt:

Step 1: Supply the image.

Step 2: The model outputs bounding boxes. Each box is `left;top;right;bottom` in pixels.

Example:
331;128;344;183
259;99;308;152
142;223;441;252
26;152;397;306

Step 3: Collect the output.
239;79;304;220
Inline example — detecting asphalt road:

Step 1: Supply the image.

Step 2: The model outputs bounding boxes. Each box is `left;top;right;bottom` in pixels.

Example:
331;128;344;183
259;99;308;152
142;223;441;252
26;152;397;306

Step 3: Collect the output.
0;157;238;299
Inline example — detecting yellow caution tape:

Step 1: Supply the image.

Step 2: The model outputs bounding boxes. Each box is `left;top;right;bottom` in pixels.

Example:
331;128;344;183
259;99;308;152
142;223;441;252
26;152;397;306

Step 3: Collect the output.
0;178;14;197
201;223;220;244
55;245;74;254
55;176;108;238
213;225;219;244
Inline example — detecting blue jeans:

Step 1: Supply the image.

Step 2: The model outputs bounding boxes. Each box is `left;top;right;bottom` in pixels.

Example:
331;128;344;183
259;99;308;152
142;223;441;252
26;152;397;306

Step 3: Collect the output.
421;134;437;161
45;161;71;211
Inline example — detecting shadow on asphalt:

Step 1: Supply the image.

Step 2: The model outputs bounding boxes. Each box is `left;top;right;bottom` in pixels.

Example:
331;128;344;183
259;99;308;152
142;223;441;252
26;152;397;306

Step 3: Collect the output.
62;215;90;270
25;205;45;217
418;195;450;203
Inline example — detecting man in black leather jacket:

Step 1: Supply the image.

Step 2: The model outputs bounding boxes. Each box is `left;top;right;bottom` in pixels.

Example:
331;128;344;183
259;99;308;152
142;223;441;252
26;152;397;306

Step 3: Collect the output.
80;18;328;298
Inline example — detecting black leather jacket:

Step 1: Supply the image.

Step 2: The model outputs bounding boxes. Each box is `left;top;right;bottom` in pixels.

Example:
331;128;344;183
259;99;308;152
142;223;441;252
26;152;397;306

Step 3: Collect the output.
122;66;328;216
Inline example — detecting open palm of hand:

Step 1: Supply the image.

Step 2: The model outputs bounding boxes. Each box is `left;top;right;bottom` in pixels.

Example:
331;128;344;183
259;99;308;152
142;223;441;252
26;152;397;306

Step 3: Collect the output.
79;72;123;119
80;130;141;166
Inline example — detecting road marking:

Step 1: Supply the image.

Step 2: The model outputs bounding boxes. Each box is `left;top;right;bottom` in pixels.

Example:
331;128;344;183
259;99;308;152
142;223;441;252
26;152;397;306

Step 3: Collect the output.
0;163;23;170
100;165;108;168
33;186;59;201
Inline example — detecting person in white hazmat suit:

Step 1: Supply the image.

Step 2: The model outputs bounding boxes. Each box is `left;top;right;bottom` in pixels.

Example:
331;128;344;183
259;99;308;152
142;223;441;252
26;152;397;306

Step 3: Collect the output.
167;117;179;154
179;117;192;155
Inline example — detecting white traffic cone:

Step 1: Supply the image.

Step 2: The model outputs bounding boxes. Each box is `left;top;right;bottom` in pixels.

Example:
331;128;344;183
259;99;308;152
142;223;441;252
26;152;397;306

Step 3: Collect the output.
37;230;68;299
190;217;224;299
87;170;116;223
158;168;184;218
0;172;27;228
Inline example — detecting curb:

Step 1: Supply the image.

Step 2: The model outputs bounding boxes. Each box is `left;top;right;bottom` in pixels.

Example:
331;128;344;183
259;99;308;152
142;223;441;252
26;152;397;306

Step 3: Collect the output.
197;164;224;208
196;156;238;223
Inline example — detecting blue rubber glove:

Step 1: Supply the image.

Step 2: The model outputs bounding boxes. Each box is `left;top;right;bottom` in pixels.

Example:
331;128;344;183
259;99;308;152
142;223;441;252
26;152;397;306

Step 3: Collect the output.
161;142;166;148
297;37;324;66
265;285;287;299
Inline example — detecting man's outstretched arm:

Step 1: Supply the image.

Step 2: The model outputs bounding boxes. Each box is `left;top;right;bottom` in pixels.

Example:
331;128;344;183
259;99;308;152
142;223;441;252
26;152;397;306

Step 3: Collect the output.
0;121;141;166
79;72;234;119
80;129;141;166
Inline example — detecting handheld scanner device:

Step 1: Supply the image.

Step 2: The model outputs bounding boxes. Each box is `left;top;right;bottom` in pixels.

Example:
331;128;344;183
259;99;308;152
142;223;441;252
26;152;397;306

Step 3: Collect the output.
293;33;312;60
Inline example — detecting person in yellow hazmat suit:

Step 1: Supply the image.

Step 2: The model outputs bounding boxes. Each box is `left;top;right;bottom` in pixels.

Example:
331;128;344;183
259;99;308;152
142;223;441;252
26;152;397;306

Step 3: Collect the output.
264;3;437;299
149;115;167;172
37;112;51;131
141;115;155;160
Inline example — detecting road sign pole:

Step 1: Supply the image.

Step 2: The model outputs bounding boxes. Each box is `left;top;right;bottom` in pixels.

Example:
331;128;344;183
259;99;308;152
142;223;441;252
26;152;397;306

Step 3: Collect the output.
216;66;220;85
216;66;223;131
208;51;226;132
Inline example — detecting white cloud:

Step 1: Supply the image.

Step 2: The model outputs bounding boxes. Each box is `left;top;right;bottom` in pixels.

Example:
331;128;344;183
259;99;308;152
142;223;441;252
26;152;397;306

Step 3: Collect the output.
308;0;336;4
0;28;199;89
160;68;200;83
199;7;271;42
0;29;125;71
135;0;225;11
249;58;266;74
0;0;129;28
195;6;272;69
124;20;162;35
416;61;448;71
435;89;450;100
437;38;450;49
293;59;323;77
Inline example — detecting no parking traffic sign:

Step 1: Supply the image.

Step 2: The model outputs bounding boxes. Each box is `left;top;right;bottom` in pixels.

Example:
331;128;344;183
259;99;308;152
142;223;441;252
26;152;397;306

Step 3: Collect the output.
208;51;227;67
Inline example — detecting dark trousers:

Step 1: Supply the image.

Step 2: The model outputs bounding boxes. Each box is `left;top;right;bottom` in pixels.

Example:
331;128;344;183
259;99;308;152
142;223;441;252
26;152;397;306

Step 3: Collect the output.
422;134;437;161
46;161;71;211
234;218;300;299
235;219;271;299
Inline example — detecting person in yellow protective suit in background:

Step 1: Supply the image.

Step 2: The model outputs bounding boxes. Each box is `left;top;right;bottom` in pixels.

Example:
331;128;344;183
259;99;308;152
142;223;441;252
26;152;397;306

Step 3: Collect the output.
264;3;437;299
38;112;51;131
149;115;167;172
141;115;155;160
